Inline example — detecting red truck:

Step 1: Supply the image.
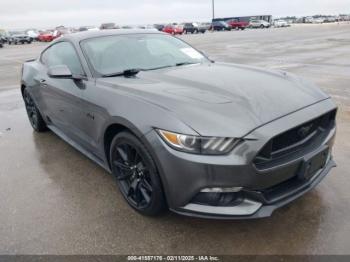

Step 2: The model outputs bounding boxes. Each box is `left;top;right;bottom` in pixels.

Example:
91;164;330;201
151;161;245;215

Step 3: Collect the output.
227;19;249;30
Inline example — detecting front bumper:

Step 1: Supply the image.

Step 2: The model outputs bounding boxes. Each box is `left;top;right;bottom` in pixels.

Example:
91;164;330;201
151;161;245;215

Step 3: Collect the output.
174;158;336;219
144;99;337;219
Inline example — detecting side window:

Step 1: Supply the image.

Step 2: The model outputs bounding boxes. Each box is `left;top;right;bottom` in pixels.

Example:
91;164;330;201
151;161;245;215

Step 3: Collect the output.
42;42;84;75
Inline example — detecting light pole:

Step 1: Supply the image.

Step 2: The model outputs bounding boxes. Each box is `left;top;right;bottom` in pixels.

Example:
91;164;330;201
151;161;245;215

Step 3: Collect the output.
212;0;215;20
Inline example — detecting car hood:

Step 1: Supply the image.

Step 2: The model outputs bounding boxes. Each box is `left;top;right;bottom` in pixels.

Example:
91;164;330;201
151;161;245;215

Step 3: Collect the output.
98;63;329;137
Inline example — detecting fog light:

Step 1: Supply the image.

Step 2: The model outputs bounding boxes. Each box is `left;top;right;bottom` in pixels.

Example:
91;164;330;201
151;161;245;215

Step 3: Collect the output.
200;187;242;193
192;191;244;207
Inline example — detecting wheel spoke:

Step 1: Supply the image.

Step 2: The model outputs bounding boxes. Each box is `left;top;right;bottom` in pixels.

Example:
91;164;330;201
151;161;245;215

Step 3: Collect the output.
132;149;140;164
113;160;134;181
116;172;133;181
136;162;147;172
139;184;151;203
141;179;153;193
113;160;130;169
134;187;143;206
116;146;128;162
130;179;138;193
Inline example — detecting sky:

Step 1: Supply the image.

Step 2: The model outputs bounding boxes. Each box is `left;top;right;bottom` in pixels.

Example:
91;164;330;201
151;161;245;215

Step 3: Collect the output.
1;0;349;30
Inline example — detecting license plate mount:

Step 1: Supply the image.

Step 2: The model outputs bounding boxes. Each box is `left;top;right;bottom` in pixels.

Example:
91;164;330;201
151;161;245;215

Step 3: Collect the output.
299;147;329;180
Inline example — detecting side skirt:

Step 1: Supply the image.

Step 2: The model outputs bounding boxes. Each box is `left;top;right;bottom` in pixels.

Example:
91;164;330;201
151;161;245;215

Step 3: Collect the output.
47;124;112;174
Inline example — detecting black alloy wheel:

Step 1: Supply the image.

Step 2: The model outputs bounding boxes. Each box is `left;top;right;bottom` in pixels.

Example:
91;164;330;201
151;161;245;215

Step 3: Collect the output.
110;132;166;216
23;88;47;132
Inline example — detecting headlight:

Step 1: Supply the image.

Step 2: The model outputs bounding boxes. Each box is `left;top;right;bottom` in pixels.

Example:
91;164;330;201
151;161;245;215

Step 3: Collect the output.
157;129;240;155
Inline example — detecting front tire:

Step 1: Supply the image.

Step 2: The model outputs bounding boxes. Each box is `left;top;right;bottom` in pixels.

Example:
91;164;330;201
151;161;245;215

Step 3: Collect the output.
23;88;48;132
110;131;166;216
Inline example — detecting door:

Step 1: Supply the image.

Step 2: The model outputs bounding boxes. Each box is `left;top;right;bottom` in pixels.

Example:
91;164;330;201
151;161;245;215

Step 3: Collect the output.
39;41;87;142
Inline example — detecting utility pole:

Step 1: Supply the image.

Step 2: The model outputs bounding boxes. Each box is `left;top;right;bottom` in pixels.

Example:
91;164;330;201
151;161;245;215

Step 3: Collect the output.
212;0;215;20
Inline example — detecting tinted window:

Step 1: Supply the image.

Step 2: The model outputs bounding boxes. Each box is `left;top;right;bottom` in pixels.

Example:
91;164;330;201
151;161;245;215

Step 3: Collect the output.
41;42;84;75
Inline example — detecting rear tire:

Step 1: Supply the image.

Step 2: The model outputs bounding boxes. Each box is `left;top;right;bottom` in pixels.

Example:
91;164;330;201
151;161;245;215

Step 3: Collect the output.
23;88;48;132
110;131;167;216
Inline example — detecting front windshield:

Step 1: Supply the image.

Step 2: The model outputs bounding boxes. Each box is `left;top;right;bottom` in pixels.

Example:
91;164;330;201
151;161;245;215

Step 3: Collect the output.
81;34;208;76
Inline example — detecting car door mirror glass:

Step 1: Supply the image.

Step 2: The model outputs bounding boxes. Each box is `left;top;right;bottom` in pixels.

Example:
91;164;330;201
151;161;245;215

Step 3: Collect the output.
48;65;73;79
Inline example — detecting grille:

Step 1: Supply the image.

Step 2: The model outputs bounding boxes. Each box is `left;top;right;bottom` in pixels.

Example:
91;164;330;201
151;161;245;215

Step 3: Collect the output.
254;109;336;168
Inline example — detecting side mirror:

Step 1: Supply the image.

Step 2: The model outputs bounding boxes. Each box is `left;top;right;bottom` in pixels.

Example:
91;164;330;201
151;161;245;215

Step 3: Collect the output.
48;65;73;79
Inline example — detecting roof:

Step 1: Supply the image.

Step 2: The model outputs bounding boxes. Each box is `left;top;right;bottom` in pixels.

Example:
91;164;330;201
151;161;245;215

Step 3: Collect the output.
61;29;163;42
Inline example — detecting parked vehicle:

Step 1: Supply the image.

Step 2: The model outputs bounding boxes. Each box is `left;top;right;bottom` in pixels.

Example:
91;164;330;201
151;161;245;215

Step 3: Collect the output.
274;20;289;27
26;29;40;41
249;20;271;28
79;26;99;32
8;34;32;44
198;23;211;33
313;18;324;24
100;23;118;30
21;30;337;219
0;35;6;46
38;31;55;42
323;16;336;23
227;19;249;30
304;17;315;23
120;25;134;29
162;24;183;35
183;23;205;34
0;34;8;43
52;27;72;39
210;21;232;31
154;24;165;31
137;25;158;31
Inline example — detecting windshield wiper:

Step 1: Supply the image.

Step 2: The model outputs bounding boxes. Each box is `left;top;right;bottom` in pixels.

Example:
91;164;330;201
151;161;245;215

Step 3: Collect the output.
175;62;199;67
102;69;143;78
145;62;198;72
144;65;174;71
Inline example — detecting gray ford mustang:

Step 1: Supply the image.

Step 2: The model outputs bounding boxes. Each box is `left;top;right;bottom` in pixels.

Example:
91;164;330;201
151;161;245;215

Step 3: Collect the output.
21;30;337;219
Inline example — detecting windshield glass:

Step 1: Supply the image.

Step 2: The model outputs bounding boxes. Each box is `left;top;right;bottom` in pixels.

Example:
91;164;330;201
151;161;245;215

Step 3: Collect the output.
81;34;208;76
